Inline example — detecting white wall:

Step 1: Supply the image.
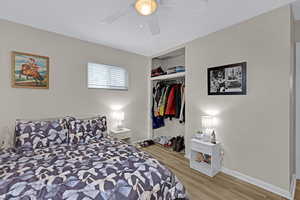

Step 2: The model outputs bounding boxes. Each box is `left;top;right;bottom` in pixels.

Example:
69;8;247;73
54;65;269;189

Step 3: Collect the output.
0;19;150;147
185;5;293;191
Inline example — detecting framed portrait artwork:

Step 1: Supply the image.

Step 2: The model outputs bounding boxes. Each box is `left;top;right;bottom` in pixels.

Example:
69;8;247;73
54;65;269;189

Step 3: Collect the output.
208;62;247;95
12;51;49;89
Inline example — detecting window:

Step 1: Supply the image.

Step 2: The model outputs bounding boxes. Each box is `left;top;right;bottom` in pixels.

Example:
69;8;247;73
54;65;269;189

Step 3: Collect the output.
88;63;128;90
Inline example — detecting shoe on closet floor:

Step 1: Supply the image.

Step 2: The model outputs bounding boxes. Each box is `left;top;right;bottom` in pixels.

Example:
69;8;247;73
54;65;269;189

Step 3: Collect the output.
175;136;185;152
173;136;180;151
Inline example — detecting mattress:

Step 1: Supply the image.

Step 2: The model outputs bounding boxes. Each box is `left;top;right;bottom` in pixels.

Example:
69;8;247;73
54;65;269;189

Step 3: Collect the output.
0;137;187;200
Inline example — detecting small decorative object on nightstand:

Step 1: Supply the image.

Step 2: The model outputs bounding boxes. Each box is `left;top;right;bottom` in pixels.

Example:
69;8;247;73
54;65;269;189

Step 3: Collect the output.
211;130;216;144
190;138;221;177
110;128;132;143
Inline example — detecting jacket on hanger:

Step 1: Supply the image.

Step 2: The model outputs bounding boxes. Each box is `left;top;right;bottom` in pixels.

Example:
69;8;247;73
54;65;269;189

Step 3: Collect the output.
179;84;185;123
165;85;177;117
174;85;182;118
152;84;165;129
159;86;168;116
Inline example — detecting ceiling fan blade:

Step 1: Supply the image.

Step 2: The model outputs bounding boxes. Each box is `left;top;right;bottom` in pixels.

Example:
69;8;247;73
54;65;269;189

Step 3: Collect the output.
157;0;166;5
200;0;208;4
100;4;134;24
158;0;176;7
147;14;160;35
159;0;208;7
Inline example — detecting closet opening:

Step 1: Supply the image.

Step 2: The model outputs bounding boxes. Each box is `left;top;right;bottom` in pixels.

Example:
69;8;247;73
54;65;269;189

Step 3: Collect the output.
149;47;186;154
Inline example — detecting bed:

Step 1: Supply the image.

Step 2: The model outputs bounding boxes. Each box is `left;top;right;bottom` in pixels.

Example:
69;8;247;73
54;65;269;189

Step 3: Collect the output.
0;116;187;200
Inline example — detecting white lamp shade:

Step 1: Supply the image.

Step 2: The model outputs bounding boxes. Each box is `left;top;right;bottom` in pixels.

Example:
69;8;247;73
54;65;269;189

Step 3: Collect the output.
112;112;124;121
201;116;214;129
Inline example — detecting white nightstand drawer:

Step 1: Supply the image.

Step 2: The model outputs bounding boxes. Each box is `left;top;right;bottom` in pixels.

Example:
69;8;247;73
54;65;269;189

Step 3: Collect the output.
114;132;131;140
191;141;212;155
110;128;132;142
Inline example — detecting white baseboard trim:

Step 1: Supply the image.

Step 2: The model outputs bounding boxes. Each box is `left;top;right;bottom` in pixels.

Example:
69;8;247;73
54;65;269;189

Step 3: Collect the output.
185;153;191;160
221;167;292;199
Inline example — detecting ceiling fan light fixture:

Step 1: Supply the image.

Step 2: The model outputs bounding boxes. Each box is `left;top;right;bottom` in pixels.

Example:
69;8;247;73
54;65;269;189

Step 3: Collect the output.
135;0;158;16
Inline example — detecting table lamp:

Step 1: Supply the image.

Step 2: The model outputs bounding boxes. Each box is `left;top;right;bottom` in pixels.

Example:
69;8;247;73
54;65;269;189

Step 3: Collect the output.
201;116;216;143
112;111;124;130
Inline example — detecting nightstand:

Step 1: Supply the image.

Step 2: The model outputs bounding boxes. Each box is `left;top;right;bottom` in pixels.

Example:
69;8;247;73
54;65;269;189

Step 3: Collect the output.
110;128;132;143
190;138;221;177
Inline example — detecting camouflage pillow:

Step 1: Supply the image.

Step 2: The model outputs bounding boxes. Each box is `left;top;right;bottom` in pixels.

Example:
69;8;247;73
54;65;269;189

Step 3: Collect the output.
68;116;107;145
15;119;68;149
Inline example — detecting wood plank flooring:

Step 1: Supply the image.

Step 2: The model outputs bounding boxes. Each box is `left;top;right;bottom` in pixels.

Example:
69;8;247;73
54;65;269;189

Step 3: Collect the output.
141;144;286;200
296;180;300;200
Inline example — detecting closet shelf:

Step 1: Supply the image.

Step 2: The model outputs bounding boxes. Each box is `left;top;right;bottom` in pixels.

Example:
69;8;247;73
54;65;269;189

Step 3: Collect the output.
150;72;185;81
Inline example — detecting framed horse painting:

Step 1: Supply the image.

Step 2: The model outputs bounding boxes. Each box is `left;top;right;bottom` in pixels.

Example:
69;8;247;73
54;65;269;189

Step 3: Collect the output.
11;51;49;89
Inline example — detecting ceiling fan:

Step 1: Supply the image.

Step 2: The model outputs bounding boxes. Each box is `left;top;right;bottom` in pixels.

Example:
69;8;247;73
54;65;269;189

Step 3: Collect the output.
100;0;208;36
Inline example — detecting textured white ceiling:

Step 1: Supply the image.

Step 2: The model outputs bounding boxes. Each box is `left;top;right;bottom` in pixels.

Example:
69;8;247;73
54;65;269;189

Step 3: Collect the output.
0;0;296;56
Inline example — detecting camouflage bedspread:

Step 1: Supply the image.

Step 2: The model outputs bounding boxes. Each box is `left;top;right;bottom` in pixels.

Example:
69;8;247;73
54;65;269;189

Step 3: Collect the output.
0;138;187;200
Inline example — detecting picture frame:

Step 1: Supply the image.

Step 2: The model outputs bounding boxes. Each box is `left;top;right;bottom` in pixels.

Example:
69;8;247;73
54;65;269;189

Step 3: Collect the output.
12;51;49;89
208;62;247;95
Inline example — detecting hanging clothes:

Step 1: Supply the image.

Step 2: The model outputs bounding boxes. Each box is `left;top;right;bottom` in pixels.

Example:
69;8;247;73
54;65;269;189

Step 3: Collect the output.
152;80;185;128
165;86;176;117
159;85;169;116
174;85;182;118
152;83;165;129
179;84;185;123
162;85;172;115
152;114;165;129
155;84;163;104
153;83;164;117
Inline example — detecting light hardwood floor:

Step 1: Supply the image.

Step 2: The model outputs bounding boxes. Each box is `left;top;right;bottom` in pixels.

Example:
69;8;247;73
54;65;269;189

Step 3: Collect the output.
296;180;300;200
142;144;287;200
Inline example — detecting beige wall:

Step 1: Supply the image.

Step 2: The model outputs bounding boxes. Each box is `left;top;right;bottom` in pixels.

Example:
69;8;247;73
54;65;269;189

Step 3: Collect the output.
295;20;300;42
290;10;296;185
185;5;293;191
296;43;300;179
0;19;150;147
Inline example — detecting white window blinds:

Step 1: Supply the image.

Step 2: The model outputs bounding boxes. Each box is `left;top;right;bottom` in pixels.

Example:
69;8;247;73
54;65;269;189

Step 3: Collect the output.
88;63;128;90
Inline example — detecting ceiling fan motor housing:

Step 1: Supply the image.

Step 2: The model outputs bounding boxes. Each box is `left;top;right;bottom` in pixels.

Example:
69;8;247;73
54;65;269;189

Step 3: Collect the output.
135;0;158;16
